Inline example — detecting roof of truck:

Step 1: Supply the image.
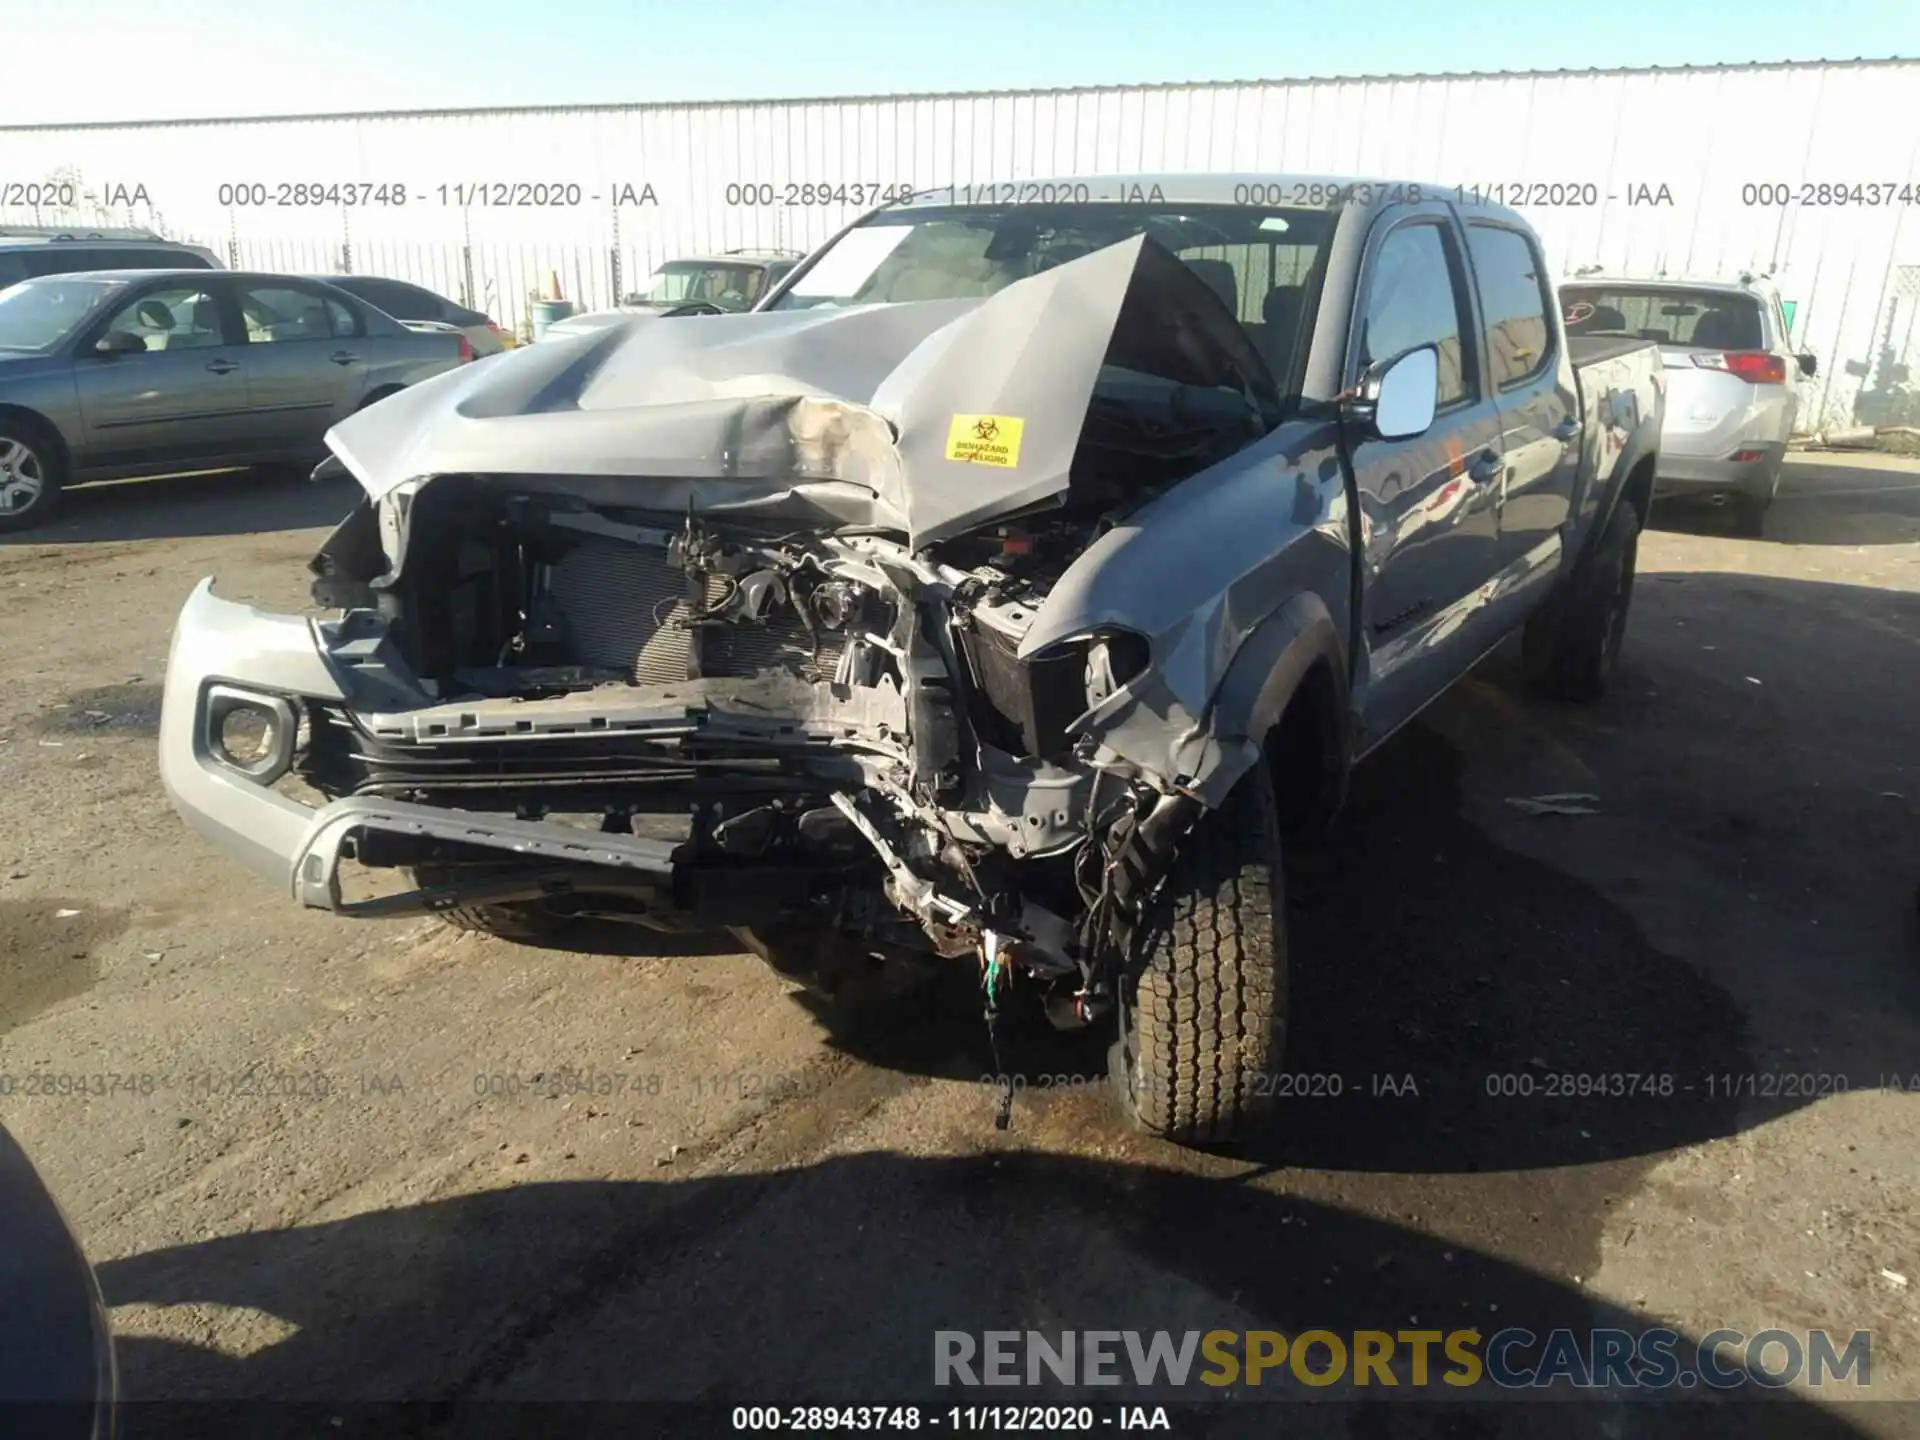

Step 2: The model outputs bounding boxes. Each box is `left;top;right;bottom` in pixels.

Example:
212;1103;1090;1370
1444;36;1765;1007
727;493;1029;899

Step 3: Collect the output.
887;172;1527;225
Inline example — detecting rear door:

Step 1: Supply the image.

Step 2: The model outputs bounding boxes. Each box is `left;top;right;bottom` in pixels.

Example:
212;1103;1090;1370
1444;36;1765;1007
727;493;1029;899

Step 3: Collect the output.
1345;204;1508;749
234;280;365;453
71;276;252;471
1462;219;1579;585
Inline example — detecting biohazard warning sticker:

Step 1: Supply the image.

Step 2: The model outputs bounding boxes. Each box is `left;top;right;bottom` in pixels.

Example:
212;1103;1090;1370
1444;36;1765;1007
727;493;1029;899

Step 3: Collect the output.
945;414;1025;467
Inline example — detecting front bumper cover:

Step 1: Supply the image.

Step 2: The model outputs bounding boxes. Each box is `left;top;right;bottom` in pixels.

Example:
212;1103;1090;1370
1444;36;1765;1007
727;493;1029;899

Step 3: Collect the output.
159;580;683;915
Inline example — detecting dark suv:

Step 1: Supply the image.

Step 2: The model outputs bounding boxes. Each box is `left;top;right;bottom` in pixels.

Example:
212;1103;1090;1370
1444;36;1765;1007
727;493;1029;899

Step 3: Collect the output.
0;226;223;287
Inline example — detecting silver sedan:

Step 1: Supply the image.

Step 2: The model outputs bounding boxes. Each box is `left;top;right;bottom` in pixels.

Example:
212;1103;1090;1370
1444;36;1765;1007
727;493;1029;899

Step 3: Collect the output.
0;269;473;532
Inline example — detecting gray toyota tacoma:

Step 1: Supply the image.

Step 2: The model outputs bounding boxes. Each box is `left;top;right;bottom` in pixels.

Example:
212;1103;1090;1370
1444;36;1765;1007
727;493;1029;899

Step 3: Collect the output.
158;175;1663;1147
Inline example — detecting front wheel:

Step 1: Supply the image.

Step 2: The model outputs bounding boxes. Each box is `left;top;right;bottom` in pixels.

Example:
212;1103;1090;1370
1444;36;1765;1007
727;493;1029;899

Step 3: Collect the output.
1109;759;1288;1148
410;865;579;944
0;419;65;533
730;921;929;1017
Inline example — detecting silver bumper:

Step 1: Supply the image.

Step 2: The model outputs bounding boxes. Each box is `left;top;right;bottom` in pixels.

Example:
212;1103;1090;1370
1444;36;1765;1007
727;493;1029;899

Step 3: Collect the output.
158;579;679;914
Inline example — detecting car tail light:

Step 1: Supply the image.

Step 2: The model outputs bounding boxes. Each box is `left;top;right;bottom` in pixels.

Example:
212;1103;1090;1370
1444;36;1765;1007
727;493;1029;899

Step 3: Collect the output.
1729;448;1765;463
1692;351;1787;385
457;334;474;363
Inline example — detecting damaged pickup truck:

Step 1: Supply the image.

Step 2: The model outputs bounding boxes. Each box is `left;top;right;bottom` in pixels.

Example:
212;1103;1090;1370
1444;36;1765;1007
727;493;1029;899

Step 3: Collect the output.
159;176;1663;1147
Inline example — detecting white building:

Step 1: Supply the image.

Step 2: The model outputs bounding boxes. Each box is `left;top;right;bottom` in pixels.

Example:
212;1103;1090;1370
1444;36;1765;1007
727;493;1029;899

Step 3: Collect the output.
4;58;1917;428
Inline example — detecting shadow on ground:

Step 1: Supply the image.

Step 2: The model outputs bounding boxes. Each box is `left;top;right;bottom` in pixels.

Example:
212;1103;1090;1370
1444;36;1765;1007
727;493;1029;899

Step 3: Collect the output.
1650;459;1920;545
99;1153;1883;1438
0;469;357;547
815;719;1805;1177
483;562;1919;1179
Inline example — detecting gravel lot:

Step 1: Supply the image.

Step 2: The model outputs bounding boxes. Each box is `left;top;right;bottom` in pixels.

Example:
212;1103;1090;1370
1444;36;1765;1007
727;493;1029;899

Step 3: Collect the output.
1;454;1916;1437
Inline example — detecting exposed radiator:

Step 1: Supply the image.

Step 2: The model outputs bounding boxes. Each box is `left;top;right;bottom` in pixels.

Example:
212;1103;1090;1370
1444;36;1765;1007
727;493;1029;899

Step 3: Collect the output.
542;537;847;684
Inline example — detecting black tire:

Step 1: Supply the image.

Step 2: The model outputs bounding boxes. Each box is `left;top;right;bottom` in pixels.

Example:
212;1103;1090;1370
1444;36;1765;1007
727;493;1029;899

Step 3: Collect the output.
1522;500;1641;702
410;866;579;944
1729;492;1770;538
1109;758;1287;1148
0;416;66;533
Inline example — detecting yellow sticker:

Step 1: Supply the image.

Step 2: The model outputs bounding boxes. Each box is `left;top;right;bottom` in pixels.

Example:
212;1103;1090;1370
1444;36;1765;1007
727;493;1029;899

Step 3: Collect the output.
945;414;1025;468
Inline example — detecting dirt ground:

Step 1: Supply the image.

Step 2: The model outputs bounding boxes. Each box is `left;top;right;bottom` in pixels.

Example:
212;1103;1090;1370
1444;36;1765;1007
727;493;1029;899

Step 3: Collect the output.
1;453;1916;1438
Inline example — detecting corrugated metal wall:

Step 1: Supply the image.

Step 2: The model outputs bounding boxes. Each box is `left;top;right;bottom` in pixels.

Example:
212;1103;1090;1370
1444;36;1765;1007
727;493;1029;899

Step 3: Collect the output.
5;61;1919;427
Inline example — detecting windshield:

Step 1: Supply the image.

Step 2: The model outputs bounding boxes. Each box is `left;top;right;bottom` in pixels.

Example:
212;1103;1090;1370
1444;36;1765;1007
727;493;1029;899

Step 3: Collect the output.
638;262;764;308
1561;285;1764;350
0;277;120;352
766;203;1331;387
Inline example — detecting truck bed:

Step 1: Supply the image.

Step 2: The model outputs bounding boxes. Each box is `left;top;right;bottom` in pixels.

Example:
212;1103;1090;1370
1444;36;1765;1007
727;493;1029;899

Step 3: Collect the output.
1565;333;1664;542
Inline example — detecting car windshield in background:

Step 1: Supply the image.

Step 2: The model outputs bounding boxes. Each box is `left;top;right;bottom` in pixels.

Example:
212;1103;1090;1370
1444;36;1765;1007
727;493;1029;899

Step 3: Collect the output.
0;277;120;352
1561;286;1763;351
766;203;1330;385
640;263;763;305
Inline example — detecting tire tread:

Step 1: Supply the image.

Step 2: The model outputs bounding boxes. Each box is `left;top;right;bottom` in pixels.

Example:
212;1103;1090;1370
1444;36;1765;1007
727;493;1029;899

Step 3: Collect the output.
1120;763;1286;1147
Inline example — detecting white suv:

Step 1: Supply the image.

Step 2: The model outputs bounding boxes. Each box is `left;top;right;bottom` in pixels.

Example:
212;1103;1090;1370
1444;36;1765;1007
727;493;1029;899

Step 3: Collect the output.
1560;273;1815;536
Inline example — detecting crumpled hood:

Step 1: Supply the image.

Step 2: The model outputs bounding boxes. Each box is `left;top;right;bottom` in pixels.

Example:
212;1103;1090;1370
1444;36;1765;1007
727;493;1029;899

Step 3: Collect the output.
323;234;1272;550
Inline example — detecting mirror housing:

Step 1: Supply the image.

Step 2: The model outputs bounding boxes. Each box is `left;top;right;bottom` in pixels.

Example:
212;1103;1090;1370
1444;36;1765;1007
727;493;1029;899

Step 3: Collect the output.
1796;352;1818;378
1346;345;1439;442
93;331;147;356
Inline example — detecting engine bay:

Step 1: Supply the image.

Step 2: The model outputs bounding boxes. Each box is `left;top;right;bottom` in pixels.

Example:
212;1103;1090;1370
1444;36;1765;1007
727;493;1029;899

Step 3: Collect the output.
297;480;1183;1018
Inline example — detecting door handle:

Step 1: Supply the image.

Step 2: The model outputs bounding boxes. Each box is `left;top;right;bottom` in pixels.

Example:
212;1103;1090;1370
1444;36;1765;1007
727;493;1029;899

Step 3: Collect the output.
329;351;360;366
1466;451;1503;484
204;359;240;375
1552;417;1580;444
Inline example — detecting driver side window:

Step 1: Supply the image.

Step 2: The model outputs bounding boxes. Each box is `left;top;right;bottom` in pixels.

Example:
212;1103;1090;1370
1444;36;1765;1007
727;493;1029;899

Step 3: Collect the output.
101;286;225;352
1357;223;1474;410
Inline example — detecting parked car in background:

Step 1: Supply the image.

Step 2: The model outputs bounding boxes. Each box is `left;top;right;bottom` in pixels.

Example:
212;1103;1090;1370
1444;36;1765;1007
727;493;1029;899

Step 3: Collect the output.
540;250;807;340
321;274;514;356
619;250;802;313
0;268;472;531
0;224;222;287
1560;273;1814;535
0;1123;117;1439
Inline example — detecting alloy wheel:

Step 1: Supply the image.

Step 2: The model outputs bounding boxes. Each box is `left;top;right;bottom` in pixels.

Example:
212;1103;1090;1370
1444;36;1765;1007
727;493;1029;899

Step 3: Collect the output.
0;438;46;516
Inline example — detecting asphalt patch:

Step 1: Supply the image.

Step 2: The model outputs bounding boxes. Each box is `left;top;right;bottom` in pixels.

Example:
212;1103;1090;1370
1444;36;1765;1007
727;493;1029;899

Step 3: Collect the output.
1273;722;1759;1175
36;682;164;737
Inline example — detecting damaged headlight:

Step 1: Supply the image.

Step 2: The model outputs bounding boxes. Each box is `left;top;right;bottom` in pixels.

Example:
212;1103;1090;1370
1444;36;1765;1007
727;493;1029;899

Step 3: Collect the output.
960;624;1151;761
1082;629;1151;706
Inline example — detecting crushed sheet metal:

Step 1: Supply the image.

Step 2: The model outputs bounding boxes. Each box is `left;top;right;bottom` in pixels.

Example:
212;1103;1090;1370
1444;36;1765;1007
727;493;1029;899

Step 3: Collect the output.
319;238;1156;550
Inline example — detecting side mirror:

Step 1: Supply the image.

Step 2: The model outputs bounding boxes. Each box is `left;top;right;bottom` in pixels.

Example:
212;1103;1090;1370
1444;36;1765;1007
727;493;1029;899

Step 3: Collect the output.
1796;352;1818;378
1349;346;1439;441
93;330;147;356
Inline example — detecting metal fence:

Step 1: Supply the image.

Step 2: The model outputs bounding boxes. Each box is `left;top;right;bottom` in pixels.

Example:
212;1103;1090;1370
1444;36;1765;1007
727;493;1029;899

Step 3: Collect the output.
5;59;1919;425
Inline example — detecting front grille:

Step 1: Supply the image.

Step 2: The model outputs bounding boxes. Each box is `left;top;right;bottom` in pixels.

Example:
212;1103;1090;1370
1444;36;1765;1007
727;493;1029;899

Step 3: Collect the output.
544;537;847;684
